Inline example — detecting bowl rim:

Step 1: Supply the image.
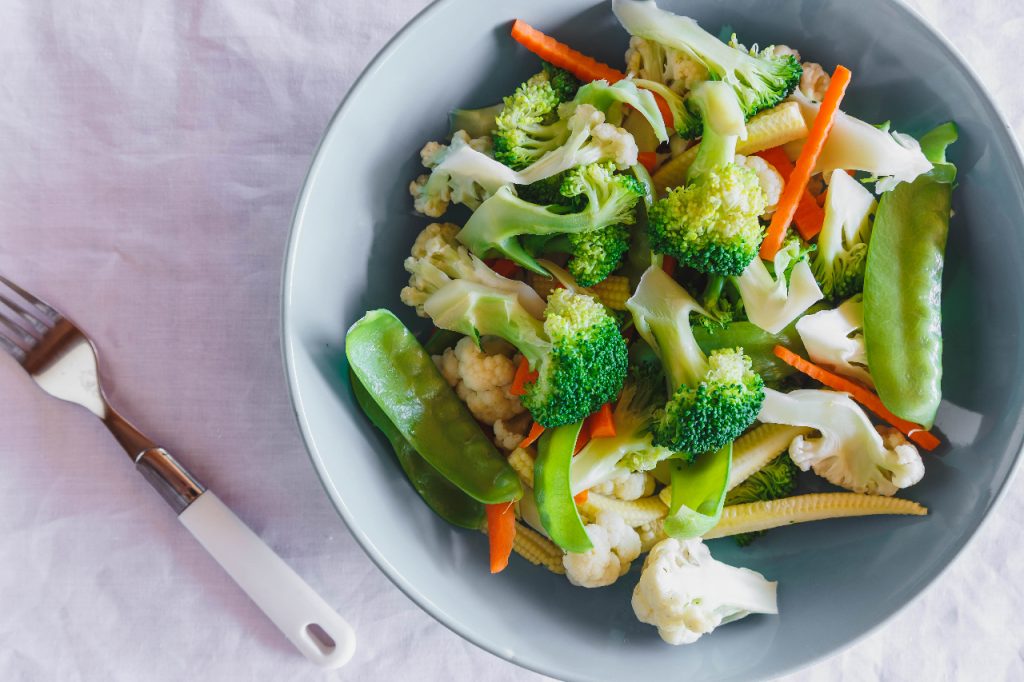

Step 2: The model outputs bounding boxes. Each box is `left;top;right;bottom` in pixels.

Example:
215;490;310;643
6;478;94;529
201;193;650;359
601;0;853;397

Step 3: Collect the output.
281;1;1024;679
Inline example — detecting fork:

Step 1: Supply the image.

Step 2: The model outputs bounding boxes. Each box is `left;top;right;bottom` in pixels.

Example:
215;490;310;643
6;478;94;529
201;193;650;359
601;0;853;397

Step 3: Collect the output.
0;274;355;669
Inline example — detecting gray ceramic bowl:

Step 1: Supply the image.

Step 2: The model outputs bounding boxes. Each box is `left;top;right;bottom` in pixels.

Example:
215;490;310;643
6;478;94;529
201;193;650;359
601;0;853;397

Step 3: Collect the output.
282;1;1024;679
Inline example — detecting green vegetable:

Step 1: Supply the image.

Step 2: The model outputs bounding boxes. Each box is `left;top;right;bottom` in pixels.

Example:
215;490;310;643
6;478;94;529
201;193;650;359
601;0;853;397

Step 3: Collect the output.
724;454;799;546
345;310;522;504
811;170;877;301
422;328;462;355
570;363;673;491
863;123;957;428
458;162;644;279
449;103;504;139
350;371;484;529
664;442;732;539
493;64;580;170
401;224;628;427
536;421;593;552
627;265;764;458
647;82;765;276
612;0;802;137
694;318;809;387
919;121;959;183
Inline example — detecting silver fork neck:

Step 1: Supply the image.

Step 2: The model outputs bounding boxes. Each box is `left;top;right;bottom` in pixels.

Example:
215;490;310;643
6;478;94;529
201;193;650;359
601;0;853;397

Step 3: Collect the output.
104;408;205;514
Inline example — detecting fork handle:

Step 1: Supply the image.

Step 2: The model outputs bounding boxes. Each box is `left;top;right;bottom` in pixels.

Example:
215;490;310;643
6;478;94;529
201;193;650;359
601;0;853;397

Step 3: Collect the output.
134;448;355;669
178;491;357;669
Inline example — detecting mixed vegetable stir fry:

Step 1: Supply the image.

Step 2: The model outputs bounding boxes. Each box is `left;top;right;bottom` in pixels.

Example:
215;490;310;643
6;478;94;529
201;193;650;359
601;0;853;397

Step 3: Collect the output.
345;0;955;645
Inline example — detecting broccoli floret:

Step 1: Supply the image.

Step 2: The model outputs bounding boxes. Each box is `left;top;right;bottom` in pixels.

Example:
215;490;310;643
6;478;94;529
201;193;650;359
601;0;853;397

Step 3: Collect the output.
647;82;766;276
724;454;800;546
695;274;744;330
492;65;580;170
626;265;764;458
515;172;584;210
458;162;644;277
542;62;582;102
401;225;627;428
571;361;675;491
811;170;877;301
540;223;632;287
612;0;801;137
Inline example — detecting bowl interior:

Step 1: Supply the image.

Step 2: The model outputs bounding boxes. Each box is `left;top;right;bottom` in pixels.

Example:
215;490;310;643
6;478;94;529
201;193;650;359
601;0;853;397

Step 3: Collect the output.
283;1;1024;679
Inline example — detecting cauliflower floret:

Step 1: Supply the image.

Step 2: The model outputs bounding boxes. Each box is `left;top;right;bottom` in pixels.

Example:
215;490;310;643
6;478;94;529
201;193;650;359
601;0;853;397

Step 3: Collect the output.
799;61;830;102
409;130;499;217
592;471;656;501
794;295;874;387
758;388;925;496
625;36;708;95
875;426;928;490
493;412;531;452
563;511;642;588
590;120;640;169
770;44;801;61
736;154;784;215
431;337;525;425
632;538;778;645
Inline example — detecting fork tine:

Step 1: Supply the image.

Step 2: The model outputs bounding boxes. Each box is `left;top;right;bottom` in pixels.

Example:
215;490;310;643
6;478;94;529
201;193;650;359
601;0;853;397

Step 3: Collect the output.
0;274;59;319
0;292;50;333
0;311;37;346
0;330;27;362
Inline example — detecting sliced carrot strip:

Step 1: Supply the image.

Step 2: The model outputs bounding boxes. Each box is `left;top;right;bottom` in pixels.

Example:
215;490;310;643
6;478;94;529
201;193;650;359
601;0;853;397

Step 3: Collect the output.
756;147;825;241
760;66;852;259
486;502;517;573
637;152;658;173
586;403;616;439
574;420;591;455
518;421;545;449
485;258;521;278
574;490;589;505
772;345;940;451
661;255;677;276
510;356;538;397
510;19;674;129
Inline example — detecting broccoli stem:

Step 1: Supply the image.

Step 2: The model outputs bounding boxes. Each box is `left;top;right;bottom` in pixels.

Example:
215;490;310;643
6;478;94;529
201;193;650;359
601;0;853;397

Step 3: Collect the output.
685;82;745;182
627;267;709;393
422;283;549;367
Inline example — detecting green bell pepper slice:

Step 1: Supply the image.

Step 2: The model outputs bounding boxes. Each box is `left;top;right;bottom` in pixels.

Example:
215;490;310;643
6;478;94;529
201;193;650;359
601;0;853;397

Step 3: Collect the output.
346;310;523;504
351;371;484;529
664;443;732;539
535;421;593;553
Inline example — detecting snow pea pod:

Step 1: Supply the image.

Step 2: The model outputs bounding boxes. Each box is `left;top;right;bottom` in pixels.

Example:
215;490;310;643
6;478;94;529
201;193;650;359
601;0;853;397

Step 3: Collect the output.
346;310;523;504
863;124;957;428
535;421;593;553
694;316;816;387
351;371;484;529
664;443;732;539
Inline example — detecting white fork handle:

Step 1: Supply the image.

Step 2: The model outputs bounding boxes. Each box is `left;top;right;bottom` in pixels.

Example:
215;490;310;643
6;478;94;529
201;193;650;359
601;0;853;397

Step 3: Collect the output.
178;491;356;669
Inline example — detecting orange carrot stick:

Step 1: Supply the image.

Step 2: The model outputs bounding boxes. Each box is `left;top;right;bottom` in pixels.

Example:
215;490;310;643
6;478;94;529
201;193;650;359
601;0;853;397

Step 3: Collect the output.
573;490;589;505
485;258;521;278
574;420;591;455
637;152;658;173
510;357;538;397
511;19;625;83
486;502;517;573
760;66;852;259
586;403;616;439
772;346;940;451
756;147;825;241
510;19;674;129
661;255;677;276
518;421;545;449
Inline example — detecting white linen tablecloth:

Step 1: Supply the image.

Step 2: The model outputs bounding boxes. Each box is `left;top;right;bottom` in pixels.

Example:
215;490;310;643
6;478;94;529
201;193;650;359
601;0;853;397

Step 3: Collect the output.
0;1;1021;680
